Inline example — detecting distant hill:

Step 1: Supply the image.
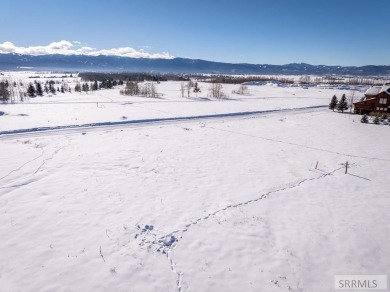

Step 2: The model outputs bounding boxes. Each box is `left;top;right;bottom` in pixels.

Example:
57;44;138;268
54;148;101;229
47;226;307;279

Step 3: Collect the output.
0;53;389;76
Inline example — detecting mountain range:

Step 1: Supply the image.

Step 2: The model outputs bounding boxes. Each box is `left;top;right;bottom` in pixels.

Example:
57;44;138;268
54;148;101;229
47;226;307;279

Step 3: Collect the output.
0;53;389;76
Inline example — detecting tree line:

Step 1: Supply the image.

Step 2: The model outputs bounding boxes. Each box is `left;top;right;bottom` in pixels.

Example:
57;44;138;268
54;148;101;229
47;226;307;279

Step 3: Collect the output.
205;75;294;85
26;79;74;97
120;81;158;98
0;78;79;102
73;79;125;94
201;75;389;86
79;72;188;82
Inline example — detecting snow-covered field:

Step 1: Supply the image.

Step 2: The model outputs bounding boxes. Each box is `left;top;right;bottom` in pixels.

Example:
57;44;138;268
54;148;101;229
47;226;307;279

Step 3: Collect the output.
0;73;389;292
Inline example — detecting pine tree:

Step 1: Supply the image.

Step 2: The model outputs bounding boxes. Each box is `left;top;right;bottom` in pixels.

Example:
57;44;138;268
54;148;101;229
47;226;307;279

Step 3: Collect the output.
36;82;43;96
27;83;36;97
329;95;338;111
193;82;201;98
49;83;56;94
360;114;368;123
60;85;65;93
92;80;98;91
373;115;380;125
337;94;348;113
82;83;89;93
0;81;10;102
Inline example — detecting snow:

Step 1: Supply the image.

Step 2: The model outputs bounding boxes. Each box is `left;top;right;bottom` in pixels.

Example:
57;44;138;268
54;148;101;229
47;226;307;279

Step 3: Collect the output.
364;85;390;96
365;86;382;96
380;84;390;95
0;73;389;292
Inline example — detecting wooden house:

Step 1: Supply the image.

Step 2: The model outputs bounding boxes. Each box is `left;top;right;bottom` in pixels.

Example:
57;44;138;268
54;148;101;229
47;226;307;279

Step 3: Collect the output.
353;83;390;115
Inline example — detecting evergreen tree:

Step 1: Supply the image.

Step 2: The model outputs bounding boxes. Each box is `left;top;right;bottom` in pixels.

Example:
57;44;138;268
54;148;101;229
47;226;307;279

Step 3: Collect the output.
44;83;49;94
0;81;10;102
373;115;380;125
27;83;36;97
193;82;201;98
329;95;338;111
60;85;65;93
49;83;56;94
360;114;368;123
100;80;107;89
92;80;98;91
36;82;43;96
337;94;348;113
82;83;89;93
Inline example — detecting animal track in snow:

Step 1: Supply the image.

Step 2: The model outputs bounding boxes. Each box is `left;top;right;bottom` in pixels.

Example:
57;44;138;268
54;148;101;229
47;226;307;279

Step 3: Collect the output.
136;166;344;291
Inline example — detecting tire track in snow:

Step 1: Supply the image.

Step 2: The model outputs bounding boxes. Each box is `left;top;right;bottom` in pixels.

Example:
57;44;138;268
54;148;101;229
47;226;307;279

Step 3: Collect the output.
32;138;70;175
0;148;44;183
0;138;70;192
137;166;344;291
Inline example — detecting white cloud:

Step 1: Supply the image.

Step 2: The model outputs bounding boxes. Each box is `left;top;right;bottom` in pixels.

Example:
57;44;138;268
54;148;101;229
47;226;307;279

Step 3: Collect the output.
47;40;73;50
0;40;174;59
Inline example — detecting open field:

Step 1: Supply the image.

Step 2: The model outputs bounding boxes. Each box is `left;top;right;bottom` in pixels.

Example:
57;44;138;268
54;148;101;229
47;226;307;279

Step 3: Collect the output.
0;74;389;291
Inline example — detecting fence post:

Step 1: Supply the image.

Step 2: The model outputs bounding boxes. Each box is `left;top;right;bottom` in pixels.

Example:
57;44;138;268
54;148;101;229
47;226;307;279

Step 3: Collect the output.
345;161;349;174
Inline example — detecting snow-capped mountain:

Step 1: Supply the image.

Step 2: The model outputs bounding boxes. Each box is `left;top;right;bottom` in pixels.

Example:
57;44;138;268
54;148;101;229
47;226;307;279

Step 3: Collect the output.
0;53;389;76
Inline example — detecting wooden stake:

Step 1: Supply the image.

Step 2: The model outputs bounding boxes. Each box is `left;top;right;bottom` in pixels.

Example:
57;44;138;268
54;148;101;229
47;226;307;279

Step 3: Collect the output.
345;161;349;174
315;161;319;169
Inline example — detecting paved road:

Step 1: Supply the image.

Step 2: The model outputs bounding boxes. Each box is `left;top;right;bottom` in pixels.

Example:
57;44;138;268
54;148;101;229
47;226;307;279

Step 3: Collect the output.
0;105;327;139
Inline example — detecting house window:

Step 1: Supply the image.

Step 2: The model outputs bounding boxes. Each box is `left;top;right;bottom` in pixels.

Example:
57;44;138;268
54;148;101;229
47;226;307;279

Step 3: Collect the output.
376;107;380;110
379;98;387;104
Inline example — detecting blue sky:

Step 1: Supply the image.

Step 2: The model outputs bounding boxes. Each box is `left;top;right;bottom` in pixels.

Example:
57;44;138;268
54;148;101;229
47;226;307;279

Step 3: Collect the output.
0;0;389;66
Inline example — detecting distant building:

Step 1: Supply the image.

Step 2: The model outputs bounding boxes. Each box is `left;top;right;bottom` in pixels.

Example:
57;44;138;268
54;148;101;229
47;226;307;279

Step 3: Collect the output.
353;83;390;115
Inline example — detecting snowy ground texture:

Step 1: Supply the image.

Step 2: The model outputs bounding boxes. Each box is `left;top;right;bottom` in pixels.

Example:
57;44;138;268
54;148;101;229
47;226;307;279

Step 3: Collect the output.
0;73;389;292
